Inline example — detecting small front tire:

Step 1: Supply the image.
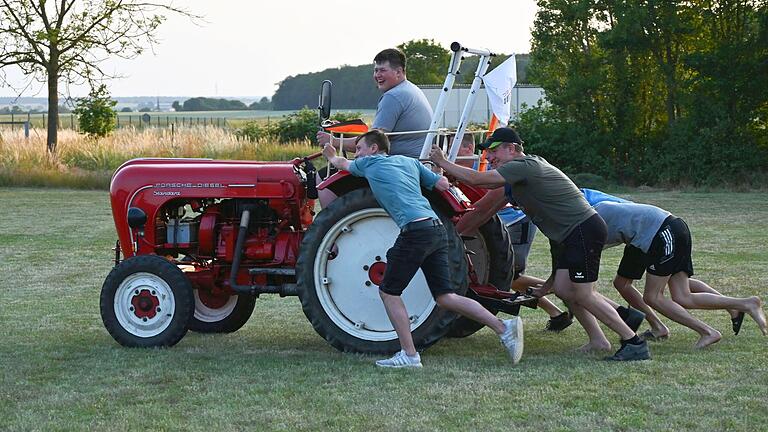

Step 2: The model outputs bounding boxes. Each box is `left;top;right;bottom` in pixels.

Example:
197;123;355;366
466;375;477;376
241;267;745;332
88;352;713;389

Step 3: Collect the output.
100;255;194;347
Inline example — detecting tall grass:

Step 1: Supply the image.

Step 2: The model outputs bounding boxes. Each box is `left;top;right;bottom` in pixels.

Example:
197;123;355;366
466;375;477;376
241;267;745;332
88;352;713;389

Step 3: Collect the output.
0;126;319;189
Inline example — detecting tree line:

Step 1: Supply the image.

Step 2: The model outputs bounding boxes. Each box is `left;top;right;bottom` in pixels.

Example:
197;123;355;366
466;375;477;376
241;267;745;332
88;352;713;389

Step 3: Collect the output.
171;96;272;112
516;0;768;186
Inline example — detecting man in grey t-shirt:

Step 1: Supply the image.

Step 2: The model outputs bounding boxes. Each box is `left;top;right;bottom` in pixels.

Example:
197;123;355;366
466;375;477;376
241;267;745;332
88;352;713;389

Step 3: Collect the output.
317;48;432;156
315;48;433;206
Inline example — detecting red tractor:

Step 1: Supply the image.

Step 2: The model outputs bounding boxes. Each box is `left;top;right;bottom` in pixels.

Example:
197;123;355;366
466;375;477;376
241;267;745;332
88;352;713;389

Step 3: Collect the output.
99;43;536;353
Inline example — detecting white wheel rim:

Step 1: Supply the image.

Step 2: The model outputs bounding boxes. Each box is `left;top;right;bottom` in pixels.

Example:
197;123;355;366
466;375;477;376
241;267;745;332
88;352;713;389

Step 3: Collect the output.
113;272;176;338
193;290;238;323
314;208;436;342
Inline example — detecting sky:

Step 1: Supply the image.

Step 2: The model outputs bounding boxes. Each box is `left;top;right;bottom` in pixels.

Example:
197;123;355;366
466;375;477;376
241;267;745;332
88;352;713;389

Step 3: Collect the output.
0;0;538;99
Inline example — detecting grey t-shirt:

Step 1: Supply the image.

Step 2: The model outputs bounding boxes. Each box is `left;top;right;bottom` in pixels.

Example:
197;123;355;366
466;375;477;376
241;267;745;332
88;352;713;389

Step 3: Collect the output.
495;155;595;243
372;80;433;158
594;201;671;252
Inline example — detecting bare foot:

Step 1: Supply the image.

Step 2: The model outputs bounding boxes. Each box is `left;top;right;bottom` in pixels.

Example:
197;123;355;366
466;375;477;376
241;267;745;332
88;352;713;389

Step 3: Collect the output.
649;325;670;339
747;297;767;336
695;329;722;349
576;341;612;353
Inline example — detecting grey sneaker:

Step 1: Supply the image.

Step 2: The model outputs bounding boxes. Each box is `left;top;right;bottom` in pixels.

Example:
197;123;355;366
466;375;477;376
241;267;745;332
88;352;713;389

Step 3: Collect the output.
500;317;524;364
604;340;651;361
375;350;423;368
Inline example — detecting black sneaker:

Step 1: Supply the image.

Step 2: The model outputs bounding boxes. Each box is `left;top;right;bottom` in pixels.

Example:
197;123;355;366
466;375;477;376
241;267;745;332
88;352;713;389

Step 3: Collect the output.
617;306;645;333
604;340;651;361
545;312;573;332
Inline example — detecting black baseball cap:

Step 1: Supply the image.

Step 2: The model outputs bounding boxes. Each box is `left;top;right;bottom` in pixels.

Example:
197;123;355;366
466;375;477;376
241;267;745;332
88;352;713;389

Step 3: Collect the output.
478;127;523;150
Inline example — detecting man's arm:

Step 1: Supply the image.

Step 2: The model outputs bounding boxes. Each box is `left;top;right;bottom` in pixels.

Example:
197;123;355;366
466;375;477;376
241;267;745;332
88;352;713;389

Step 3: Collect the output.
317;131;357;153
455;187;508;235
429;145;506;188
434;176;450;191
323;144;350;171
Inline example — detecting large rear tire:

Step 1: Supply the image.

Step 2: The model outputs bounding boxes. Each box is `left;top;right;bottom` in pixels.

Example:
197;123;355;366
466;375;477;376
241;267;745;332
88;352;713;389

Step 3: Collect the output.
447;215;514;338
296;188;467;354
188;290;256;333
100;255;194;347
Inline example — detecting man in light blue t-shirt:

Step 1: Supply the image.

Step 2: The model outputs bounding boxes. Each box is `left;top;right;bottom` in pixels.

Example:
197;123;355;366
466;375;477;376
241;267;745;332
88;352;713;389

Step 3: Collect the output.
323;129;523;368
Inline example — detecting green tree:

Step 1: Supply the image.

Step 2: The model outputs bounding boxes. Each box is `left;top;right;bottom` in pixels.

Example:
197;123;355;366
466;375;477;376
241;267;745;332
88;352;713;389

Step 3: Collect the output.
0;1;197;154
397;39;450;85
73;84;116;137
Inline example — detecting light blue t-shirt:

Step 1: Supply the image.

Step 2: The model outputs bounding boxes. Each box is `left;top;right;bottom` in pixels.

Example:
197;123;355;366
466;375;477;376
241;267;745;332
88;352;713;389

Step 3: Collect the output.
497;188;626;225
372;80;433;158
348;154;440;228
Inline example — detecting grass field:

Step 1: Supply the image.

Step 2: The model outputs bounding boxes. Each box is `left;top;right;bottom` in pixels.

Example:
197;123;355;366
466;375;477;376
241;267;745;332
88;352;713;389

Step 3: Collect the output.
0;188;766;431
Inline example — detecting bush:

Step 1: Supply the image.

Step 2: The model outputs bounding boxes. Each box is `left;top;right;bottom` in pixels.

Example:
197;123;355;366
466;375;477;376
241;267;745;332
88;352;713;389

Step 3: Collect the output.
569;173;607;189
236;108;364;143
73;84;116;138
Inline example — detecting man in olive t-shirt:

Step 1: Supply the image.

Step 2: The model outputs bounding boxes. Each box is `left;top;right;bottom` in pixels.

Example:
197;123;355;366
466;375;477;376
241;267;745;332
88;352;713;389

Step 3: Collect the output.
430;127;650;361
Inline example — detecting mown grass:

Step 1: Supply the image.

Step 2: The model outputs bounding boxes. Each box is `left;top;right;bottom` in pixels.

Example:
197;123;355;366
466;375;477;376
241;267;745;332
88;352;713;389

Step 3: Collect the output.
0;188;766;431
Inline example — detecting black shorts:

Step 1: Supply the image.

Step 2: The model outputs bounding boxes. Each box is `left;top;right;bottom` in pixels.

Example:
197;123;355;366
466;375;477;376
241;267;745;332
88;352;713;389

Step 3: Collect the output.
379;220;454;297
616;216;694;279
550;213;607;283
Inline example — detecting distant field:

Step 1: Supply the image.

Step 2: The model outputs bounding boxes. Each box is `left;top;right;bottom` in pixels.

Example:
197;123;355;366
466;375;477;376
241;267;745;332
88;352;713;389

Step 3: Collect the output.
0;109;376;130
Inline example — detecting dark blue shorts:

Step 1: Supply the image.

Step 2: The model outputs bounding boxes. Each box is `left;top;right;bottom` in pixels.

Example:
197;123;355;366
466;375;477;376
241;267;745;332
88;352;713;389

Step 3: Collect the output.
378;220;454;297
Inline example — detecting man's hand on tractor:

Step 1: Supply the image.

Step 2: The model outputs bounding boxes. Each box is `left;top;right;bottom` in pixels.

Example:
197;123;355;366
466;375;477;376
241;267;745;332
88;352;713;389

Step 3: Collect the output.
528;277;554;298
429;144;447;167
322;143;337;159
316;131;332;147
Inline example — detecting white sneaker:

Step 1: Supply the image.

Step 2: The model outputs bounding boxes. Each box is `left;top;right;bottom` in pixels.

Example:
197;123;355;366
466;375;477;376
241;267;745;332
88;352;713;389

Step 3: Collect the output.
500;317;524;364
375;350;423;368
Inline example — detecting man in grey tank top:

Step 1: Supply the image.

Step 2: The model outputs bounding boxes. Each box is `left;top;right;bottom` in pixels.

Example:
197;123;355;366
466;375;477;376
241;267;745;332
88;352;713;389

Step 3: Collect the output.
595;201;767;348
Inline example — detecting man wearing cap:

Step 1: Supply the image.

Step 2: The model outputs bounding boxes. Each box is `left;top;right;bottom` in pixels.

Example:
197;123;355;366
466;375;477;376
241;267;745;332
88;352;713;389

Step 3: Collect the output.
429;127;651;361
324;129;524;368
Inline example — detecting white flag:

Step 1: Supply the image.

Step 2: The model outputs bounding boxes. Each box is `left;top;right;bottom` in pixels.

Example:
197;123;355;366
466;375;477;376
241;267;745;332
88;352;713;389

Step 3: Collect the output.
483;55;517;126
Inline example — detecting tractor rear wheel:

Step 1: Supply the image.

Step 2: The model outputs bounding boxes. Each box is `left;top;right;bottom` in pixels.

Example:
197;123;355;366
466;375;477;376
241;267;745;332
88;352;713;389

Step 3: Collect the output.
100;255;194;347
296;188;467;354
447;215;514;338
188;290;256;333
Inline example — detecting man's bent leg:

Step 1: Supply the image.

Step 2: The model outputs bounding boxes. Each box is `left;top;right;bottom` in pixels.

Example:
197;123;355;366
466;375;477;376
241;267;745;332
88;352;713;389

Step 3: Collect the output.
435;293;505;334
555;269;635;340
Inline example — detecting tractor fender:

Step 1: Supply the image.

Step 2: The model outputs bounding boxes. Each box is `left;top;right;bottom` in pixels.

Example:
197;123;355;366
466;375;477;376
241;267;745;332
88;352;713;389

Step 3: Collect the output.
318;170;470;217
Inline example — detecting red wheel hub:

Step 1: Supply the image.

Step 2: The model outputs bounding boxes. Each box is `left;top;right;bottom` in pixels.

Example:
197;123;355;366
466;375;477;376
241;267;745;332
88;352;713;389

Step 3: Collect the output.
368;261;387;286
131;289;160;319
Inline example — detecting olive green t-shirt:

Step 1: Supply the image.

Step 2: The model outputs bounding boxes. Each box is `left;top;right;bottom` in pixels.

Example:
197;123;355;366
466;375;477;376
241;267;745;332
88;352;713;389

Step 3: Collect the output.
495;155;595;243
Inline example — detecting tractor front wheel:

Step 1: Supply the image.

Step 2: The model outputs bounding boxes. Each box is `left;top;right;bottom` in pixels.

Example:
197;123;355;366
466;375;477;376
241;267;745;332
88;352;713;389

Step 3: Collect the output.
100;255;194;347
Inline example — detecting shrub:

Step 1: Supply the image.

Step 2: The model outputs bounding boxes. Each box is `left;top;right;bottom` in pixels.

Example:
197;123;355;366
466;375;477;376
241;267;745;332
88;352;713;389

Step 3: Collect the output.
73;84;116;138
236;109;365;143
